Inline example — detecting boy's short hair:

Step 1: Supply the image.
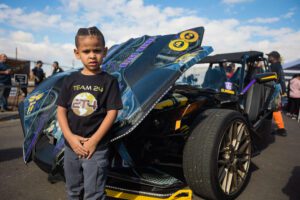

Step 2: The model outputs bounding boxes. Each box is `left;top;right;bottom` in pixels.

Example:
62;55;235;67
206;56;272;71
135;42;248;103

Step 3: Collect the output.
75;26;105;48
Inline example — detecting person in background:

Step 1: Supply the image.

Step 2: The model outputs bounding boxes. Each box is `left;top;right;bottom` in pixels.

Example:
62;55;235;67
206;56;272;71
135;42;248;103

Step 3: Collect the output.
51;61;64;76
31;60;45;86
288;74;300;119
226;63;236;79
267;51;287;136
0;54;12;111
286;74;295;116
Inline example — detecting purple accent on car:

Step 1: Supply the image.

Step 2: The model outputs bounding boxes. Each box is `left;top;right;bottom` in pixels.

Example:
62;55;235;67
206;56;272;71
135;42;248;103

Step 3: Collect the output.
241;79;256;95
120;37;156;68
120;52;140;68
24;114;47;161
136;37;156;52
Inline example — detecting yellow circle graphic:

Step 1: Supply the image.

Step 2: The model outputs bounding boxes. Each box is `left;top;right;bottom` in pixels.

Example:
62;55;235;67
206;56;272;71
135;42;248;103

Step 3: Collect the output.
169;39;189;51
180;30;199;43
71;92;98;117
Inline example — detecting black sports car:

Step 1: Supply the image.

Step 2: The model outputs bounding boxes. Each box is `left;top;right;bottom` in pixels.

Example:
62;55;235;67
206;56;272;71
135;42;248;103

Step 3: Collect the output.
19;27;279;200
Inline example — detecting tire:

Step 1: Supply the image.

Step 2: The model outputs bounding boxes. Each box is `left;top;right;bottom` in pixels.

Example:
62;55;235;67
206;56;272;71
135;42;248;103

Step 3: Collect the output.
183;109;252;200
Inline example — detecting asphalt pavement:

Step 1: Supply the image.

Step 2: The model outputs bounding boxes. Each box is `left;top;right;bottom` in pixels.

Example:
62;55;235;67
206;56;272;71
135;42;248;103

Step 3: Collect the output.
0;115;299;200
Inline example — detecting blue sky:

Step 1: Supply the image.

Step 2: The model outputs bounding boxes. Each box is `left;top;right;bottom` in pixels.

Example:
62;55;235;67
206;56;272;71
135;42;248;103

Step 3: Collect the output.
0;0;299;73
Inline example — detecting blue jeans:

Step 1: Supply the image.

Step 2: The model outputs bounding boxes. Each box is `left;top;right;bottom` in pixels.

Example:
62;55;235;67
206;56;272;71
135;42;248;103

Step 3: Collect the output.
64;145;109;200
0;83;9;109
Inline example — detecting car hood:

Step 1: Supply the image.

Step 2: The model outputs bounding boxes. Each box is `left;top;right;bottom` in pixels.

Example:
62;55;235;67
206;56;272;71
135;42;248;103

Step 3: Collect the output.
19;27;213;163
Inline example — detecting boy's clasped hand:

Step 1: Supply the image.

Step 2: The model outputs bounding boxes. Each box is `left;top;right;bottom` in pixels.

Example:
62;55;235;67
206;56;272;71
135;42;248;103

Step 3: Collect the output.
68;134;97;159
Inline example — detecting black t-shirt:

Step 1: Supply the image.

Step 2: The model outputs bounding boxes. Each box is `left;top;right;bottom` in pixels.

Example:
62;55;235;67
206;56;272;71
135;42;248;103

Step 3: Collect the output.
56;71;123;146
270;62;286;92
32;67;45;84
52;67;64;76
0;63;12;85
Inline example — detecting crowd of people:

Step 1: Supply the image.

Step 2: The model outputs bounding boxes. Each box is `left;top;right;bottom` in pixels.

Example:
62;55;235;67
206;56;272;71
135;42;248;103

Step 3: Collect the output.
0;53;64;111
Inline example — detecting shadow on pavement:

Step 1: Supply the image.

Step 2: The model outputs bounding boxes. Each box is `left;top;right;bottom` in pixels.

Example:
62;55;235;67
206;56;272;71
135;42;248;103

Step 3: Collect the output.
282;166;300;200
0;111;19;122
0;147;22;162
250;162;259;173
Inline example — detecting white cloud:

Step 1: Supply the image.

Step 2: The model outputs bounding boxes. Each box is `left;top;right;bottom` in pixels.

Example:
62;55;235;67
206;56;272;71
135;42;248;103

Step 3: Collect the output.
0;4;64;31
10;31;34;43
0;3;9;9
283;11;294;19
222;0;253;5
248;17;280;24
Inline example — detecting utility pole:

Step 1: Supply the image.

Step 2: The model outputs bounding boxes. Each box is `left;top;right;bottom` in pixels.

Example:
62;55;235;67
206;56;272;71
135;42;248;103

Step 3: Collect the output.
15;47;18;60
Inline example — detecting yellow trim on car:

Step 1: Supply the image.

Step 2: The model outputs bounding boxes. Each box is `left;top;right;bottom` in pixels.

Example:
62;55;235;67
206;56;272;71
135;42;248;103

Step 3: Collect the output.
221;88;235;95
154;93;188;110
260;75;277;80
175;120;181;130
106;189;192;200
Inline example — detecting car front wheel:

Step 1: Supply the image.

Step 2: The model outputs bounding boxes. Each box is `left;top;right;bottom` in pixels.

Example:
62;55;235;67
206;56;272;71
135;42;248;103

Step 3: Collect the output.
183;109;252;200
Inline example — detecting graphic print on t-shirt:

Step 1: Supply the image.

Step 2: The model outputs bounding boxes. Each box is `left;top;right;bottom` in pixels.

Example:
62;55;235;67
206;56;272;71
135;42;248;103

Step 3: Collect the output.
71;92;98;117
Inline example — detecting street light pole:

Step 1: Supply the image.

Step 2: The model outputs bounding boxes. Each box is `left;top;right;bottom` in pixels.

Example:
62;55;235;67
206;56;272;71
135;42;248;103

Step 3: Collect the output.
15;47;18;60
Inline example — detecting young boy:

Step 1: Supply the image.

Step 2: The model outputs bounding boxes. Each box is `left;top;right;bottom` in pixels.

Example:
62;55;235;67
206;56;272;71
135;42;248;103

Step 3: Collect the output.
57;27;123;200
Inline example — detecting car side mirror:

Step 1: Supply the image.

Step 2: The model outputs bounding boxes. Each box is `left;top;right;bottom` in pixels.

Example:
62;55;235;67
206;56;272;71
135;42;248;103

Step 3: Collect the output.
255;72;277;83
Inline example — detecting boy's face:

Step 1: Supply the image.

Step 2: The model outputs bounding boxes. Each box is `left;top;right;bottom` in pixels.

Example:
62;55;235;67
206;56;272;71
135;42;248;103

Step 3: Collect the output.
74;36;107;72
0;54;7;63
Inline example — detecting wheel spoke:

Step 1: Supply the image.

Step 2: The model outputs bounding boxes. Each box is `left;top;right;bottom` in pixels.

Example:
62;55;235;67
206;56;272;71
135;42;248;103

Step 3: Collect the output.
238;166;246;174
218;165;226;180
218;159;228;165
232;168;238;192
240;131;248;143
234;124;245;151
229;123;237;146
225;169;234;194
221;168;229;192
238;139;251;154
227;124;234;144
237;169;246;181
218;119;251;195
237;157;249;164
219;147;227;153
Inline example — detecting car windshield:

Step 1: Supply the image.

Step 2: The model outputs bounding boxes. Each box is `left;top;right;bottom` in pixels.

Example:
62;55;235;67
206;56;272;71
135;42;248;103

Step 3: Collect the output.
176;63;242;92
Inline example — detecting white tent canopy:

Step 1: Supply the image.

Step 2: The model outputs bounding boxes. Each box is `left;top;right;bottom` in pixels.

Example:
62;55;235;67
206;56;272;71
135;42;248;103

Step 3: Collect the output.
283;59;300;70
283;59;300;81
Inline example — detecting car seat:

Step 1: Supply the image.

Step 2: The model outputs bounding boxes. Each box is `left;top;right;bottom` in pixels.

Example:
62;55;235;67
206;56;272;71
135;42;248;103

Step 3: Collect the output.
244;67;265;122
202;66;227;90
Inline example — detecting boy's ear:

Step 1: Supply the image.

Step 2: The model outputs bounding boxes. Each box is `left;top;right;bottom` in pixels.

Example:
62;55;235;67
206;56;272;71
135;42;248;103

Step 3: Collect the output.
74;48;80;60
